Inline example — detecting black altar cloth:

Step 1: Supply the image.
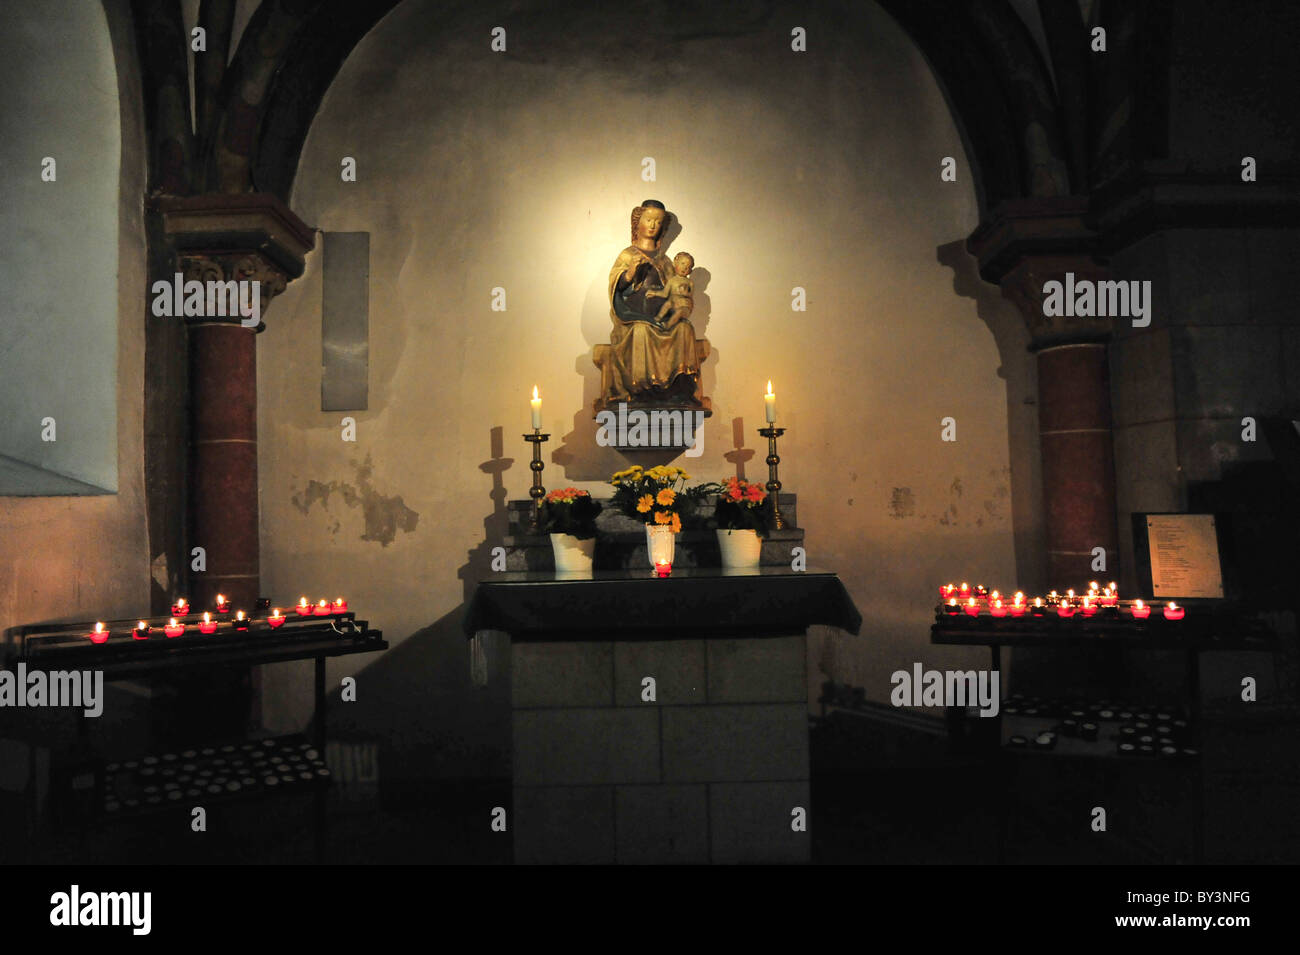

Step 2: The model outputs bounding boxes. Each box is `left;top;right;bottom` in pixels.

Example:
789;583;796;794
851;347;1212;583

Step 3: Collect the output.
463;566;862;640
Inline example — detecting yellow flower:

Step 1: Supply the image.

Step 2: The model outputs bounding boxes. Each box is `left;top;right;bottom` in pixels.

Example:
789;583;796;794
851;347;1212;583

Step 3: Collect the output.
656;488;675;506
670;513;681;533
653;510;672;525
636;494;654;513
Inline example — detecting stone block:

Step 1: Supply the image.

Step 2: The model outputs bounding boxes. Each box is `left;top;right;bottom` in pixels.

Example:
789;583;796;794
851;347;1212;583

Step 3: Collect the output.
1163;230;1250;327
614;640;705;706
1109;329;1175;428
1284;325;1300;409
1109;233;1169;343
709;781;810;864
513;785;614;864
1246;228;1300;326
614;784;709;863
1175;415;1276;484
662;703;808;782
707;635;806;703
1170;325;1284;420
513;707;659;785
512;641;613;708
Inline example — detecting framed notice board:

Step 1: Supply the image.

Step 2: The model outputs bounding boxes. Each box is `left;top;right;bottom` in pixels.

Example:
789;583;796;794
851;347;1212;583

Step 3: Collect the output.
1132;513;1231;600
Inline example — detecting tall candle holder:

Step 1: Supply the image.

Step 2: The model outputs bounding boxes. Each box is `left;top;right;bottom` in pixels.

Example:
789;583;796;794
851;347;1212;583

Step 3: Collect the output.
757;425;787;530
523;429;549;533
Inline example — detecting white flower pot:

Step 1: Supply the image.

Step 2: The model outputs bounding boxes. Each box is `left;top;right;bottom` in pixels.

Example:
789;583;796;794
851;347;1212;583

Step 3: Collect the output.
717;528;762;568
645;524;675;569
550;533;594;573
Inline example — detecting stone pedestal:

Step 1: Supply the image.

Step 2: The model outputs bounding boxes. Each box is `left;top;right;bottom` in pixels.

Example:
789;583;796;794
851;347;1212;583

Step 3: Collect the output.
512;634;809;864
465;567;862;864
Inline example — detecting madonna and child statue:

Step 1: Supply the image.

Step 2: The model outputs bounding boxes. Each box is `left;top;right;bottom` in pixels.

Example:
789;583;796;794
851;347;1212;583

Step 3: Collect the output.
593;200;711;416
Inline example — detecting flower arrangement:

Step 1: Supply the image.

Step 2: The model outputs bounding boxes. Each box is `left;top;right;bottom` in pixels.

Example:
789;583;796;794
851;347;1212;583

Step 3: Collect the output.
538;488;602;539
608;465;706;533
705;476;773;537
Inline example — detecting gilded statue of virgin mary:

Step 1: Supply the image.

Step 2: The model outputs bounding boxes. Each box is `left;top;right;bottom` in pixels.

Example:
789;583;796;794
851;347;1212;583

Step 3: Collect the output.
594;200;708;412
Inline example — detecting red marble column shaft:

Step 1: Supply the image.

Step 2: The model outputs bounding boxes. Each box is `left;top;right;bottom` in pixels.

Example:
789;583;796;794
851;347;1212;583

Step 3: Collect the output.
1036;342;1118;586
189;322;259;608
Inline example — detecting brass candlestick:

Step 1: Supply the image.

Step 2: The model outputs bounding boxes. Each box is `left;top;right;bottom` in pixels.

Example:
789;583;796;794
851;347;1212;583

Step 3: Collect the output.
523;430;549;533
757;425;786;530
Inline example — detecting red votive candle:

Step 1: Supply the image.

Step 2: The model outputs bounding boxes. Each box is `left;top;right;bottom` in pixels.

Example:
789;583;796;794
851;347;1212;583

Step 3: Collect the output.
313;599;332;616
332;597;348;614
958;582;970;599
133;620;150;640
943;598;960;615
1163;602;1185;621
963;598;980;617
989;599;1007;618
198;612;217;634
171;597;189;617
1130;599;1151;620
268;609;285;629
1010;592;1026;616
234;610;250;631
215;594;230;615
1102;582;1118;607
164;617;185;638
1080;597;1098;617
1056;601;1076;618
654;562;672;578
1031;598;1047;617
296;597;312;616
974;585;989;603
88;622;109;644
939;583;956;602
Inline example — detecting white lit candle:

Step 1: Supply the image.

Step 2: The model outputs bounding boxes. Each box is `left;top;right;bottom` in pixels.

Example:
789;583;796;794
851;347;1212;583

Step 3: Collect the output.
530;386;542;430
764;381;777;423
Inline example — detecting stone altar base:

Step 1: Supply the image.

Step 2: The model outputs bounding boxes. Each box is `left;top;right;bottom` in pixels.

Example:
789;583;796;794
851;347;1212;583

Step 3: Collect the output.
511;634;809;864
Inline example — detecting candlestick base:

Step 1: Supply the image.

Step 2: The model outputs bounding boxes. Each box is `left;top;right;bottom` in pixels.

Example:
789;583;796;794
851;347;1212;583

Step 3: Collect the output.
757;426;787;530
524;431;550;534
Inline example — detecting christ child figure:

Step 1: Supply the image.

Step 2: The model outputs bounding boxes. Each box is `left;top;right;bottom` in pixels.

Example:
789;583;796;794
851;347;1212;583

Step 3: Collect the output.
647;251;695;329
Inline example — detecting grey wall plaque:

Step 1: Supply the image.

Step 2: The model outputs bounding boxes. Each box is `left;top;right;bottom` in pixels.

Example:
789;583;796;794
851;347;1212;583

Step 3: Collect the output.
321;231;370;411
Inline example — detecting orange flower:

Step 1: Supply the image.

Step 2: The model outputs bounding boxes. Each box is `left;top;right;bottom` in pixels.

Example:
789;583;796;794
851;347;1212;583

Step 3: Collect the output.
636;494;654;513
728;485;744;501
745;483;766;503
656;488;675;507
671;513;681;533
653;510;672;525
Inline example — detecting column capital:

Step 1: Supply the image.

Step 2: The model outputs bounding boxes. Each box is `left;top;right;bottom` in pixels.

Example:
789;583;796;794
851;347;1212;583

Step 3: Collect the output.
154;193;315;332
966;198;1113;351
1000;254;1112;351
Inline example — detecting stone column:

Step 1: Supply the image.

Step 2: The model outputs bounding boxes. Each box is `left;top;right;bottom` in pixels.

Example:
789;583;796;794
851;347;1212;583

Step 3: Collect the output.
967;200;1120;587
157;195;314;609
1001;256;1119;585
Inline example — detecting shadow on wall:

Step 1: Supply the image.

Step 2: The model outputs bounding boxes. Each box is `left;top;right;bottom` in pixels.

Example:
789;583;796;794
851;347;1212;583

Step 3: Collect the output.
324;427;518;793
936;239;1044;595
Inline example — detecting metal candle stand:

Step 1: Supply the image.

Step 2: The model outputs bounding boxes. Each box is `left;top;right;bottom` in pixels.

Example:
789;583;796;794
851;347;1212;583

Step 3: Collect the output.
524;429;549;533
757;425;786;530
